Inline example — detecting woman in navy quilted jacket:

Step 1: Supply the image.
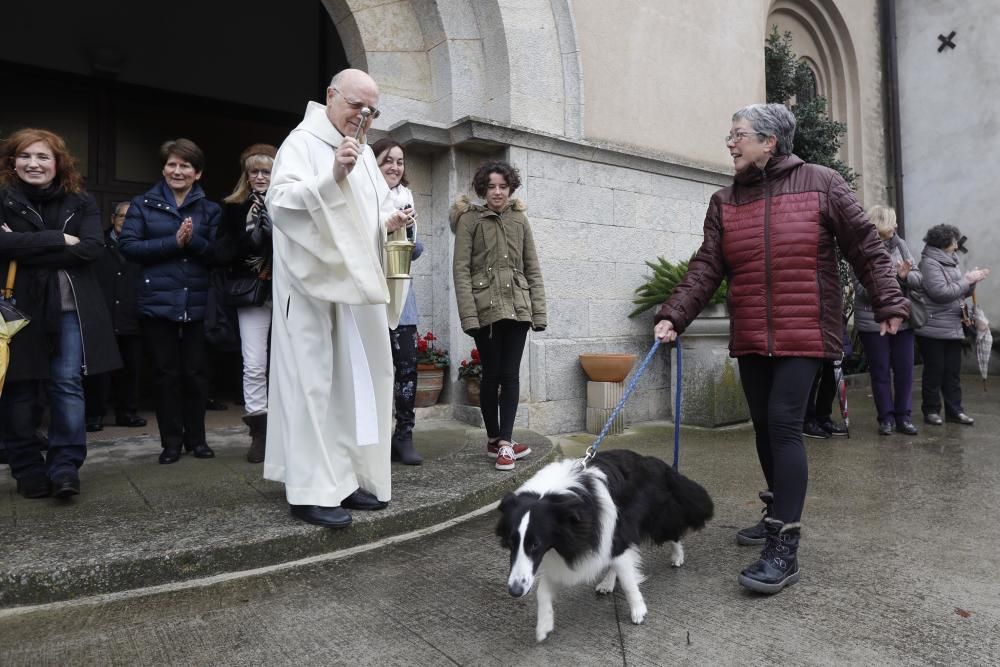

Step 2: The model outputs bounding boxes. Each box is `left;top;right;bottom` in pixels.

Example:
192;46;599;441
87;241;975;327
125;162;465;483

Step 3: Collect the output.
653;104;908;594
119;138;221;464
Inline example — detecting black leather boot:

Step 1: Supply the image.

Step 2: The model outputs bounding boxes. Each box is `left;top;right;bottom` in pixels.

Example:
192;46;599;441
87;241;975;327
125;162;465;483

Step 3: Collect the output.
736;491;773;546
391;431;423;466
739;518;801;594
243;412;267;463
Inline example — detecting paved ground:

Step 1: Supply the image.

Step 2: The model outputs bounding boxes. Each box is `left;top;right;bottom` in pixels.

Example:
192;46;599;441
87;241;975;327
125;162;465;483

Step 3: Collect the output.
1;378;999;665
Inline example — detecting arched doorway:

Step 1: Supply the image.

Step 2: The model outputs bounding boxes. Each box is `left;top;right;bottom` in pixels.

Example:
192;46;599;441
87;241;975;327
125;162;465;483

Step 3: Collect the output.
0;0;349;217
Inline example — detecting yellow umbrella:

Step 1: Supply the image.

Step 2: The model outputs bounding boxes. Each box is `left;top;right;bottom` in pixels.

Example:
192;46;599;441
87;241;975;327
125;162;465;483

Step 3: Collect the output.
1;261;30;396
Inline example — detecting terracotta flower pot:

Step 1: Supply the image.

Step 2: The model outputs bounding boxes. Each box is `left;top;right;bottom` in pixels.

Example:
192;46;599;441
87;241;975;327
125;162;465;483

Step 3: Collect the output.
578;353;637;383
464;377;481;405
415;364;445;407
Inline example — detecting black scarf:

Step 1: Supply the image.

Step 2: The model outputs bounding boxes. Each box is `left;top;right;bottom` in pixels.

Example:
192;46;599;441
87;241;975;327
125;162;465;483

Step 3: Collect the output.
19;181;66;230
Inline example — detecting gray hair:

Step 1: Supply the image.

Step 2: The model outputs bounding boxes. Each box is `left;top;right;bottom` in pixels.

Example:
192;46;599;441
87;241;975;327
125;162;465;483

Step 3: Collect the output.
732;103;796;156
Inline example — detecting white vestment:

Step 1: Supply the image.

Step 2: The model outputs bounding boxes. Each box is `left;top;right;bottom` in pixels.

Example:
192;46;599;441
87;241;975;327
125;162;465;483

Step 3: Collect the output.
264;101;407;506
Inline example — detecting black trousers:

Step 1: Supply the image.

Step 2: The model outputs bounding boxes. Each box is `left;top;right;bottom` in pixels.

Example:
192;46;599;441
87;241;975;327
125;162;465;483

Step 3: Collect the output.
142;319;209;449
916;336;964;417
390;325;418;441
805;360;837;421
738;355;822;524
473;320;530;442
84;334;143;418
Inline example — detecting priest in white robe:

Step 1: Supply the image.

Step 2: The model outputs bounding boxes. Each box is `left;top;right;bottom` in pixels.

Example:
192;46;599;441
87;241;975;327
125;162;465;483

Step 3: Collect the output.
264;69;412;528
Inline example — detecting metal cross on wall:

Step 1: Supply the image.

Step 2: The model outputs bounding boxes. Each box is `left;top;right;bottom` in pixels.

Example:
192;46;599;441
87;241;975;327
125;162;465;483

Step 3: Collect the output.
938;31;957;52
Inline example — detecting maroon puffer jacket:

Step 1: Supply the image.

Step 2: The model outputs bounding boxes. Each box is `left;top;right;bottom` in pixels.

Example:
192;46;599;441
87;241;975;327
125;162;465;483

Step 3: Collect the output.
654;154;908;359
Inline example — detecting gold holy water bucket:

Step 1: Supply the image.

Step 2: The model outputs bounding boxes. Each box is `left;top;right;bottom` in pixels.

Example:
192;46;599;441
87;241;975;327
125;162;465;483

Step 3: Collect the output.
385;227;415;279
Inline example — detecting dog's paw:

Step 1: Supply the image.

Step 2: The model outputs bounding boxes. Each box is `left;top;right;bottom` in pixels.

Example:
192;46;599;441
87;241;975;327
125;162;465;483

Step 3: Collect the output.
630;601;647;625
595;571;617;594
669;542;685;568
535;621;554;642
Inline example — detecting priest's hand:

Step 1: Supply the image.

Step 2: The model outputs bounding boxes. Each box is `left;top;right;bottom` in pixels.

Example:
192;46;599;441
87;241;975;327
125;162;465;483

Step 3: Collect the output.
386;207;415;234
334;137;362;182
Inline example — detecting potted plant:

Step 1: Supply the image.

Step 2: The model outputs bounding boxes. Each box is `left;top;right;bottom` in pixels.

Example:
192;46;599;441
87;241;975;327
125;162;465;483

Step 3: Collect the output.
457;347;483;404
629;256;728;318
415;331;449;407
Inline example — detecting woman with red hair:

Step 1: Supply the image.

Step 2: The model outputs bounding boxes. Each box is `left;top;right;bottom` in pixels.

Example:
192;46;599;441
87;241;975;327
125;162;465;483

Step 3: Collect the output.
0;128;120;499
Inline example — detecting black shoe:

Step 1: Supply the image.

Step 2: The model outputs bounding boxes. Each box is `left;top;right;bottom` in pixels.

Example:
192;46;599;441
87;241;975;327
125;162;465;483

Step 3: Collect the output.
205;399;228;411
817;418;848;437
51;474;81;499
802;420;831;439
946;412;974;425
738;518;801;594
86;416;104;432
924;413;943;426
878;419;894;436
190;443;215;459
16;475;51;499
391;433;423;466
736;491;774;546
341;488;389;511
895;419;918;435
115;412;147;427
290;504;352;528
159;446;182;464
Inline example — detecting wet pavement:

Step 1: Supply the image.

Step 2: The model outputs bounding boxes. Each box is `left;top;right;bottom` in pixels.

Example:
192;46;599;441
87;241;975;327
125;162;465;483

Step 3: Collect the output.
1;378;998;665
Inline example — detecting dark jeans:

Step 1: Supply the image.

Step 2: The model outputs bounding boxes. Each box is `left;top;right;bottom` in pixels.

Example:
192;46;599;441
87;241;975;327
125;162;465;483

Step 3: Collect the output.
805;360;837;421
142;318;209;449
473;320;530;442
738;355;822;524
860;329;915;422
0;312;87;480
916;335;964;417
84;334;143;418
390;324;417;441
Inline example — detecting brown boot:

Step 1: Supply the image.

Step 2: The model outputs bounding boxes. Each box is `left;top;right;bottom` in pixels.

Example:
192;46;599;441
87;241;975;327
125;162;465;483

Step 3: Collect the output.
243;412;267;463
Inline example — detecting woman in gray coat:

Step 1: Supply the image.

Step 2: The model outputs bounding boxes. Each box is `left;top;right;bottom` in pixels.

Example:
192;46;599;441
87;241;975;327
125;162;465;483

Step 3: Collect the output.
914;224;989;425
854;206;921;436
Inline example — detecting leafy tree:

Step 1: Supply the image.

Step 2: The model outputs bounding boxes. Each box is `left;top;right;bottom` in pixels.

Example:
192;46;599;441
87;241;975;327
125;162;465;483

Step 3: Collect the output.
764;27;857;188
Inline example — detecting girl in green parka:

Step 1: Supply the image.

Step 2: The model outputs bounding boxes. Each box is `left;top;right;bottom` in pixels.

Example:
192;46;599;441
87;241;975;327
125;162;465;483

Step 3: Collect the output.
451;161;546;471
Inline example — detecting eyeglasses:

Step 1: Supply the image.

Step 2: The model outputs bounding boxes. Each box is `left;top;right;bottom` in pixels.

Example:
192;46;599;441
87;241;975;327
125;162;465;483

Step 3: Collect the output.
248;169;271;178
724;130;763;144
331;86;381;119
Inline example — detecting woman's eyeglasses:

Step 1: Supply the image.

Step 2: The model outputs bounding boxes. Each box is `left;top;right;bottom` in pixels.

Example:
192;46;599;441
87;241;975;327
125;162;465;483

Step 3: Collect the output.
724;131;762;144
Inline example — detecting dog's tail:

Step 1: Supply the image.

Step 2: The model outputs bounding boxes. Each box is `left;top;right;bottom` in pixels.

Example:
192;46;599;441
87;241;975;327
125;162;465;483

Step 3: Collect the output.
666;468;714;531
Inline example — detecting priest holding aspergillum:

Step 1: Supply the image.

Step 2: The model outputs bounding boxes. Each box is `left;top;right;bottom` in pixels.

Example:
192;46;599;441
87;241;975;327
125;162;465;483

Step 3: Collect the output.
264;69;413;528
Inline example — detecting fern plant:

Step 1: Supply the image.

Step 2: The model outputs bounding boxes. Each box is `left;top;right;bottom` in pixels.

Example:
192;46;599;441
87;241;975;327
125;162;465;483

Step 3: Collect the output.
629;256;727;318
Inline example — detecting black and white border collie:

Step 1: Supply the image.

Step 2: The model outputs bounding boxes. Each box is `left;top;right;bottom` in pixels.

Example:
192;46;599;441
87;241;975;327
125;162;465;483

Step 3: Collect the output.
496;449;714;642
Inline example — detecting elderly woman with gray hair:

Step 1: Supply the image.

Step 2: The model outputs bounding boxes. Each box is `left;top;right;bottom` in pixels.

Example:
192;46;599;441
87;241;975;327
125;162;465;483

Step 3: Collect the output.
914;224;990;426
653;103;908;594
854;205;921;436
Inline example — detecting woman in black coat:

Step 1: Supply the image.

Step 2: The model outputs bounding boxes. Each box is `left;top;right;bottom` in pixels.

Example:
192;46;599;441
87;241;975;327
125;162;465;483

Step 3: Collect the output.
216;143;276;463
0;128;120;499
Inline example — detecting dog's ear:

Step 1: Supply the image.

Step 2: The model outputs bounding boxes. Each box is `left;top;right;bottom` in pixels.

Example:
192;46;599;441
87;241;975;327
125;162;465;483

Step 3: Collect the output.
545;493;582;524
498;492;516;513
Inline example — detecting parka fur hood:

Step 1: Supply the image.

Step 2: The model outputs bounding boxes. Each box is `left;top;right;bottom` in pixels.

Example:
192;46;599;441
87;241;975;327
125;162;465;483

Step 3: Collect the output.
449;195;527;232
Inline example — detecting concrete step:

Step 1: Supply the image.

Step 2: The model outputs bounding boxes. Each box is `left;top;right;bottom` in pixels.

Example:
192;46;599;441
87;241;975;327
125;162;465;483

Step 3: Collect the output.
0;423;558;608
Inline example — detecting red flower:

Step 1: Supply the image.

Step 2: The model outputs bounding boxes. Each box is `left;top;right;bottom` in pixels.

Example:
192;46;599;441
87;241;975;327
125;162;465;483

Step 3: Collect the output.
425;332;437;341
417;339;428;353
470;348;480;362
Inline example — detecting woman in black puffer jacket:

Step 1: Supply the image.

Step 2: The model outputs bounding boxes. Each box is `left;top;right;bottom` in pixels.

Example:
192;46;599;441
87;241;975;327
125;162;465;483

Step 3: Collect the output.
119;138;221;464
913;224;990;426
0;128;120;499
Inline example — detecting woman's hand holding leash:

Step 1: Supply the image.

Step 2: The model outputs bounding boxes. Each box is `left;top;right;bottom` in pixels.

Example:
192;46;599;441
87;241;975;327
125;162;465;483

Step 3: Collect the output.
654;319;677;343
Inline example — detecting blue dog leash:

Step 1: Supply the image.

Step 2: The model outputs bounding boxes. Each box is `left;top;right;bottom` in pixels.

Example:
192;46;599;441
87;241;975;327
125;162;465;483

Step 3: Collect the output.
581;337;682;471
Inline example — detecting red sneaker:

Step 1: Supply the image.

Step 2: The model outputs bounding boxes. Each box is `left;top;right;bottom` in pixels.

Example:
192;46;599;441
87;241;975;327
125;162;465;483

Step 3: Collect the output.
487;439;531;460
495;443;516;471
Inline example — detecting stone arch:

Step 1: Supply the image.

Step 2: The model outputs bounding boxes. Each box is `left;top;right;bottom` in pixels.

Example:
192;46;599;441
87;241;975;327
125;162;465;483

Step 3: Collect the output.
767;0;862;182
320;0;583;137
